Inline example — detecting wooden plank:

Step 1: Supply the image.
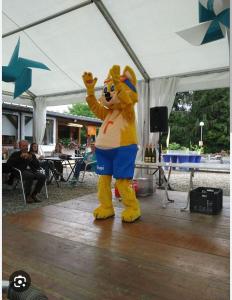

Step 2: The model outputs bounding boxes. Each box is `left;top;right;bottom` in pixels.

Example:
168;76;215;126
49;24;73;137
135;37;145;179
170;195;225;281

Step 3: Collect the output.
18;193;230;241
4;207;229;258
3;223;229;300
3;189;229;300
55;191;230;226
4;215;229;283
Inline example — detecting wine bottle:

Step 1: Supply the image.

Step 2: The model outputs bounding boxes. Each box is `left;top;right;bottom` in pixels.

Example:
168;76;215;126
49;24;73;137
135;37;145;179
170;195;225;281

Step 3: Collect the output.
152;145;156;163
144;145;149;162
148;144;152;163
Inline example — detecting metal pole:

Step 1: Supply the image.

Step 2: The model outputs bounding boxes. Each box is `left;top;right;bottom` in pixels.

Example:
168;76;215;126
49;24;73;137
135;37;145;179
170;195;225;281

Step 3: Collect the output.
3;1;92;38
158;132;162;186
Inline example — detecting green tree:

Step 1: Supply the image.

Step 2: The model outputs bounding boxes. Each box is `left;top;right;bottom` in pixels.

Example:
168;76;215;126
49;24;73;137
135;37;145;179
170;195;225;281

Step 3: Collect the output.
164;88;229;153
68;102;95;118
68;103;96;144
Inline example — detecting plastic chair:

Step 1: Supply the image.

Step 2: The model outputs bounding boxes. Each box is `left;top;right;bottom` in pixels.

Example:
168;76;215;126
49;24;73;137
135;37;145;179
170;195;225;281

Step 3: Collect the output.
12;167;48;204
79;160;97;183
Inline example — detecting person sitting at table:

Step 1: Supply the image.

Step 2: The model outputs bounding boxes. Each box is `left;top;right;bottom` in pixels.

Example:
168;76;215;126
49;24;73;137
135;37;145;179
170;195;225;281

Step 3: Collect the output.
29;142;56;180
51;143;65;181
4;141;21;185
2;147;11;184
6;140;46;203
70;143;96;184
8;141;20;156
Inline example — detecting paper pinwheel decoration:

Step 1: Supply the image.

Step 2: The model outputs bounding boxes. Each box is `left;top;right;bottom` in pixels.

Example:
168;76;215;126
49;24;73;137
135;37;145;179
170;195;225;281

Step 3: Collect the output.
177;0;230;45
2;38;50;98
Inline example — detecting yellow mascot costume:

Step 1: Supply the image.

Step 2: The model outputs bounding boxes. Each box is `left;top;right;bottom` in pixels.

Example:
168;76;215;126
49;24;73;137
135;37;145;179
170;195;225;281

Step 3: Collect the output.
82;65;141;222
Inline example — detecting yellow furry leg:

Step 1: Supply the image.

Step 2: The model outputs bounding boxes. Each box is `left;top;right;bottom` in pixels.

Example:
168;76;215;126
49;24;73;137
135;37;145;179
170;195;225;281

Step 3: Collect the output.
116;179;141;222
94;175;115;219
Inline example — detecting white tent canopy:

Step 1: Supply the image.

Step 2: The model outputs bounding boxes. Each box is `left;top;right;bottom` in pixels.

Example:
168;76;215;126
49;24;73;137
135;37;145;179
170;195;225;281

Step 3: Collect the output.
2;0;230;145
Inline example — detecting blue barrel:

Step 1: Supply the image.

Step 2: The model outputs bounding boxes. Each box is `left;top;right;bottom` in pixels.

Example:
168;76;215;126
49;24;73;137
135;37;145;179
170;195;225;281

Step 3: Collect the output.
178;155;189;171
170;155;177;163
189;155;195;163
170;155;177;170
162;154;171;170
163;154;171;163
178;155;189;163
195;155;201;163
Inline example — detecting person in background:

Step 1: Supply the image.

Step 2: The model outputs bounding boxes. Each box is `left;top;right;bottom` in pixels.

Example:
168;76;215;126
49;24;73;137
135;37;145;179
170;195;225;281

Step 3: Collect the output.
70;143;96;184
2;147;9;160
2;148;11;182
74;142;82;157
5;141;21;185
51;143;65;181
7;140;46;203
4;141;21;185
29;143;55;180
8;141;20;156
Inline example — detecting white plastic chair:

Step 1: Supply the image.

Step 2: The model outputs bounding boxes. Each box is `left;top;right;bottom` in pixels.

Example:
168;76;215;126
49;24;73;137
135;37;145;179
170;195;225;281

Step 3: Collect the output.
79;160;97;183
13;167;48;204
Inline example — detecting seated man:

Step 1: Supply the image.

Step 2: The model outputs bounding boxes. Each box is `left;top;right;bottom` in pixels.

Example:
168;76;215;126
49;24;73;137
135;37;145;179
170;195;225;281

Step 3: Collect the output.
70;143;96;184
7;140;46;203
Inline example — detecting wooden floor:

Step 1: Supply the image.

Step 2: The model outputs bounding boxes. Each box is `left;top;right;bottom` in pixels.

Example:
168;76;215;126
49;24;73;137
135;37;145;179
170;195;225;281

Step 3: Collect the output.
3;190;230;300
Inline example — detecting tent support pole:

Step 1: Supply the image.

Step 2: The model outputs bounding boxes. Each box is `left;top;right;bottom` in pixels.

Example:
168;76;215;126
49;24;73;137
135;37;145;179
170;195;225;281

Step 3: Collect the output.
3;1;93;38
93;0;150;82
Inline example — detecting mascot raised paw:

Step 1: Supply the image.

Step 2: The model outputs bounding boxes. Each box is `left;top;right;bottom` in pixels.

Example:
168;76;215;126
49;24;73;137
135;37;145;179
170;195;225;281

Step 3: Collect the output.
82;65;141;222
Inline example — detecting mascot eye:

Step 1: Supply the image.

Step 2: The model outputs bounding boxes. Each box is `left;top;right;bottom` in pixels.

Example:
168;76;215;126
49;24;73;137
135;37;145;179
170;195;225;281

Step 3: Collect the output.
110;85;115;92
103;86;108;94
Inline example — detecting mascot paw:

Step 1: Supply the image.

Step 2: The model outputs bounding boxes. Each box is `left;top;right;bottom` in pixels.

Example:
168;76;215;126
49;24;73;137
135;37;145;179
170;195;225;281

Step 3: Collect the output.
82;72;97;95
121;208;141;223
93;206;115;220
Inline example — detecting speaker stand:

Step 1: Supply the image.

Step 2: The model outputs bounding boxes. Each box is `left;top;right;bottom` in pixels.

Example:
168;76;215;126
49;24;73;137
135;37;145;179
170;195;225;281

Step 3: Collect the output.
156;132;172;190
158;132;162;186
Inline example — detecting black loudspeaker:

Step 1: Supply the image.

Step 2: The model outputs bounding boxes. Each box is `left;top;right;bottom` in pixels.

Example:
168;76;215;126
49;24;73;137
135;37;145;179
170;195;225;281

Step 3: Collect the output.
150;106;168;133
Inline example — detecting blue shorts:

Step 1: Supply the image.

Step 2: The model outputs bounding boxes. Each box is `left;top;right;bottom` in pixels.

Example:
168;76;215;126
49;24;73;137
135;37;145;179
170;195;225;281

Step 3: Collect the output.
95;145;138;179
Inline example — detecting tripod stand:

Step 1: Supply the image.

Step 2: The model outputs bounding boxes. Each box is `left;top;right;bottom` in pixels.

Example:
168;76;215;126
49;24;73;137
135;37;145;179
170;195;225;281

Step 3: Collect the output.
152;132;172;190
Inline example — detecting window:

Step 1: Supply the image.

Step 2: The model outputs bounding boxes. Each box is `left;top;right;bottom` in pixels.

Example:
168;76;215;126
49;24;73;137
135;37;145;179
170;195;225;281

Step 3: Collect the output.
43;119;54;145
24;115;33;143
2;113;19;145
22;114;55;145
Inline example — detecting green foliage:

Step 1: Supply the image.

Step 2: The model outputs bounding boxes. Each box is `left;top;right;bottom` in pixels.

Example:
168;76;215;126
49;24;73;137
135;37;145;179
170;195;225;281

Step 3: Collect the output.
80;127;87;145
165;88;229;154
59;138;71;147
168;143;181;150
68;103;96;145
190;144;204;154
68;103;95;118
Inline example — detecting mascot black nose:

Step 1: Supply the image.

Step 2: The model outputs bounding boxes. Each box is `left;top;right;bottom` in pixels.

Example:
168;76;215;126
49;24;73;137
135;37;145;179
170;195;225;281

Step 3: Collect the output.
105;92;112;102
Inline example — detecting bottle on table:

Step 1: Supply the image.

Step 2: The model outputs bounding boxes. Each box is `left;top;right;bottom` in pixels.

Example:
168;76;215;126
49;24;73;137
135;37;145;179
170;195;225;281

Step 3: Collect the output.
144;145;149;162
148;144;153;163
151;145;156;163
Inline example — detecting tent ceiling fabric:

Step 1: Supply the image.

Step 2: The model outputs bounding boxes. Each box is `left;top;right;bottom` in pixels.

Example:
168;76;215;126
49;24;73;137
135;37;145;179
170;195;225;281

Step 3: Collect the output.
102;0;229;78
2;0;229;98
2;0;85;32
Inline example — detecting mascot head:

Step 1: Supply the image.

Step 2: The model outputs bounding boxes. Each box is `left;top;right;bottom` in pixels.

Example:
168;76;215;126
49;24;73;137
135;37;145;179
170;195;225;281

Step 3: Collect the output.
100;66;138;109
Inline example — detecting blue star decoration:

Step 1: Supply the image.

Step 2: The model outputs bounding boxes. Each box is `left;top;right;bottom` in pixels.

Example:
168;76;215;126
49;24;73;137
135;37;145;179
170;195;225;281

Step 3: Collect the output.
2;38;50;98
199;0;229;44
176;0;230;46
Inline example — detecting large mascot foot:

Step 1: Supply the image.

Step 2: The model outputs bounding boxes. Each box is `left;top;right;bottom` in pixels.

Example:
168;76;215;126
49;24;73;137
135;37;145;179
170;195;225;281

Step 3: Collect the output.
93;206;115;220
121;208;141;223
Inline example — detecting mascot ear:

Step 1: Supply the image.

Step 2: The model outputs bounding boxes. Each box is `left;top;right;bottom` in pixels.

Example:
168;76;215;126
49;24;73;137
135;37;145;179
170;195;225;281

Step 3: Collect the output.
123;66;137;86
105;72;112;83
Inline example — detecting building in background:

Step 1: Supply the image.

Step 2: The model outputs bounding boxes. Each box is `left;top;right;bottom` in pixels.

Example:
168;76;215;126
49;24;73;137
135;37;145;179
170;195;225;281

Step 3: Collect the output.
2;102;102;152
